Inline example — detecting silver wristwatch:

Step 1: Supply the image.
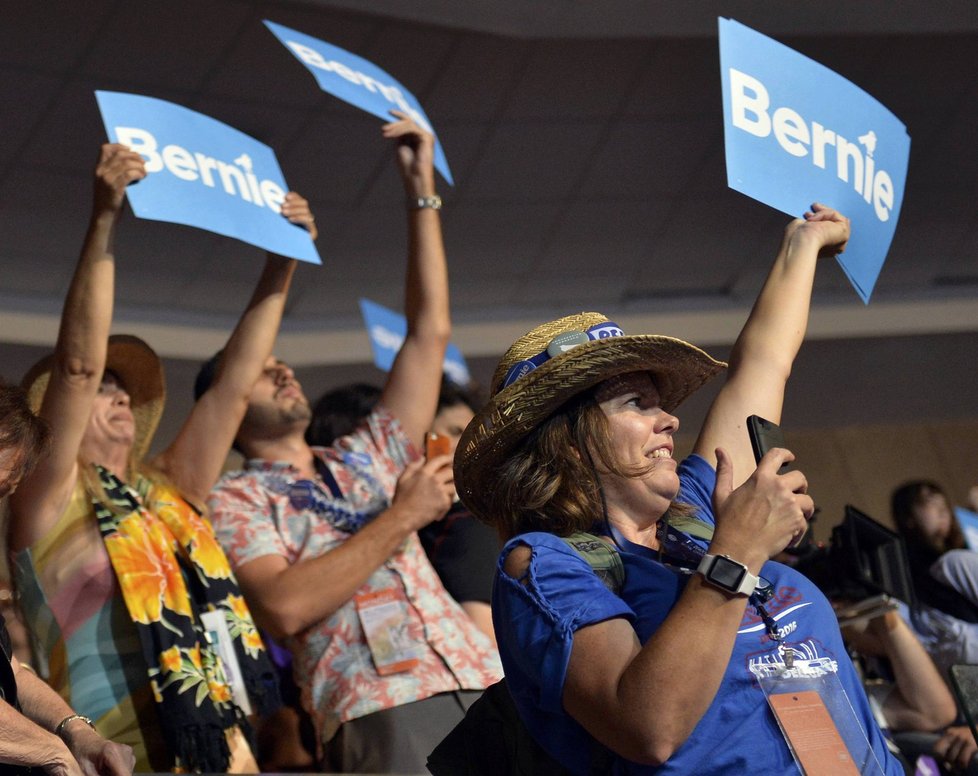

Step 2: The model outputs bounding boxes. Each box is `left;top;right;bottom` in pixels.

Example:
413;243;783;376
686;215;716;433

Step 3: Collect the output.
696;553;759;596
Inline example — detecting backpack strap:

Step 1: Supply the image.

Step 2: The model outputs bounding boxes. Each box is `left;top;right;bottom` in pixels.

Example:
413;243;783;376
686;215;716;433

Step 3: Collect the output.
562;531;624;594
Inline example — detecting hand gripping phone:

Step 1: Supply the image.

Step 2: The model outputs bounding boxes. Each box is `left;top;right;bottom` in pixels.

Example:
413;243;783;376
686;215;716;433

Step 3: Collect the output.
747;414;810;549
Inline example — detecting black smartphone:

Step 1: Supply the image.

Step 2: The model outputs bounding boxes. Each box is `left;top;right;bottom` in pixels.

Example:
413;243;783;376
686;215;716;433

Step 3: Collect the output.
746;414;791;474
748;414;810;549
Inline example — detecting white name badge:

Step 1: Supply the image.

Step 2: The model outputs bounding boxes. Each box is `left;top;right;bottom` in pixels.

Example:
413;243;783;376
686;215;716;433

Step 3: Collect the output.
200;609;253;715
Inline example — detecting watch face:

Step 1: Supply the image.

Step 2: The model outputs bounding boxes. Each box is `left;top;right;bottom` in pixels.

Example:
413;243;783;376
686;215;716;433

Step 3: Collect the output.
709;556;748;591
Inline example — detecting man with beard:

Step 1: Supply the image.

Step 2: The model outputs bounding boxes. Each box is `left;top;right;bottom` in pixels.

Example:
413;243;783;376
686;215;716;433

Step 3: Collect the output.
198;114;501;774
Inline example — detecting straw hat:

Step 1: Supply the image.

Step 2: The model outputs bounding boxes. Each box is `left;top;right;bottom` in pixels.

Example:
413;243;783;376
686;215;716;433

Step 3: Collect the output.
454;312;726;521
22;335;166;461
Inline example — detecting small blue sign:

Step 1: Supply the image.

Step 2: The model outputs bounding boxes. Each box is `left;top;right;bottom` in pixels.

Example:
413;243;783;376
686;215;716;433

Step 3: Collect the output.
719;18;910;303
955;507;978;552
95;91;320;264
264;20;453;186
359;298;470;386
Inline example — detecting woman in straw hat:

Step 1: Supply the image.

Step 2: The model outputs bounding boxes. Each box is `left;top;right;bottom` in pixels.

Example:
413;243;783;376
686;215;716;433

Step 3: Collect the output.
454;204;901;774
8;144;314;773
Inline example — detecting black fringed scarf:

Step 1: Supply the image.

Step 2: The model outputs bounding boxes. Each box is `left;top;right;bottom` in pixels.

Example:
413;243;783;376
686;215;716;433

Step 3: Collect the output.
91;466;280;772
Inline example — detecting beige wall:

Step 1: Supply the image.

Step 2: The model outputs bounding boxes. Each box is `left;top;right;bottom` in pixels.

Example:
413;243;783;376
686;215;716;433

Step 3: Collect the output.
677;419;978;544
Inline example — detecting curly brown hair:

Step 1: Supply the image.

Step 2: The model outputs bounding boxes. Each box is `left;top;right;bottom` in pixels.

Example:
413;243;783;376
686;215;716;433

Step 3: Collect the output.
482;389;692;540
0;383;50;496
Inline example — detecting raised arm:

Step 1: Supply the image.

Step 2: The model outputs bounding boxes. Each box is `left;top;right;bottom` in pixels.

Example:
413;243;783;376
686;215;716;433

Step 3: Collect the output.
842;610;956;733
8;144;145;552
377;112;451;447
692;204;850;485
153;195;313;504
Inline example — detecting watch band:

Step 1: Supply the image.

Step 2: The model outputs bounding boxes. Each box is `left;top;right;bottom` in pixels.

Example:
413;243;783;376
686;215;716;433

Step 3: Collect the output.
696;553;759;597
408;195;442;210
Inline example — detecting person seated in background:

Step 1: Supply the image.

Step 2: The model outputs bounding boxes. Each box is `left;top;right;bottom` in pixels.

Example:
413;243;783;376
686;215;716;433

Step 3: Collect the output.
308;377;498;643
8;144;314;772
890;480;978;774
890;480;978;672
203;114;501;774
0;382;135;776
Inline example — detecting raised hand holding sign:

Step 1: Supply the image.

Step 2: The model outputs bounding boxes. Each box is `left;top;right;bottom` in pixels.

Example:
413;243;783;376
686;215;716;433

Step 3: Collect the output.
719;18;910;303
95;91;320;264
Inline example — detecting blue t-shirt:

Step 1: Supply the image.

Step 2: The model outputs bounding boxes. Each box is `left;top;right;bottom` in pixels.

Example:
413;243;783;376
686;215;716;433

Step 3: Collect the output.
492;454;902;775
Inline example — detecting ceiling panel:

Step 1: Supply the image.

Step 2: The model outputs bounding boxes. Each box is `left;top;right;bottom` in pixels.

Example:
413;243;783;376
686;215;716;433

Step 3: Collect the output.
500;38;650;120
79;1;253;89
0;0;112;72
424;34;530;122
462;119;606;201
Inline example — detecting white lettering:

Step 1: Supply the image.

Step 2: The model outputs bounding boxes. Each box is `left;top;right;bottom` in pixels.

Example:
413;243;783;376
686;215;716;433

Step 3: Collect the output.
772;107;809;157
287;42;333;72
811;122;835;169
284;38;436;135
836;136;864;195
260;180;285;213
443;360;468;385
113;127;287;213
729;69;771;138
216;160;251;202
873;171;893;222
194;152;218;187
330;61;361;85
727;69;897;223
162;145;198;181
115;127;163;172
372;325;404;351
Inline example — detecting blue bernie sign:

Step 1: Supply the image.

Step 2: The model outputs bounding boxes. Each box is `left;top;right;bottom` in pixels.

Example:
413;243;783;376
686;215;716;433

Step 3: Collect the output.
719;18;910;303
95;91;320;264
956;507;978;552
359;298;471;386
264;20;453;186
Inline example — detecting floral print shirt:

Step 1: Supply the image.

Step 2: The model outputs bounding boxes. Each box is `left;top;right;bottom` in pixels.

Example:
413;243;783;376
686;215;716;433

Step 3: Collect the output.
208;407;501;741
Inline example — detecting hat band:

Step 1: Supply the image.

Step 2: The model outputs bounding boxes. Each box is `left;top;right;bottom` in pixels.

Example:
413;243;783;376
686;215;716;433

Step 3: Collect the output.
500;320;624;390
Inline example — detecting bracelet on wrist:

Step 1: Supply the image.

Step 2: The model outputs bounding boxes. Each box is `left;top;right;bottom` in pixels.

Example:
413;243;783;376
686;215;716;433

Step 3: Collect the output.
407;195;442;211
55;714;95;739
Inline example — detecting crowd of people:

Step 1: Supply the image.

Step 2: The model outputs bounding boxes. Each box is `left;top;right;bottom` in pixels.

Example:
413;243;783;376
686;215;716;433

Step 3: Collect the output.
0;84;975;776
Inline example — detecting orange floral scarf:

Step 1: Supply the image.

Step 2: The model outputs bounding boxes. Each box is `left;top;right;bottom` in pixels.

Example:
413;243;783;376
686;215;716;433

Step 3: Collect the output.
92;465;279;772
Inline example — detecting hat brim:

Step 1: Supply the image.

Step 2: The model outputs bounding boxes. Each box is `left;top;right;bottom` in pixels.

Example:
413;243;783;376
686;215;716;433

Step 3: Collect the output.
22;334;165;462
454;334;725;522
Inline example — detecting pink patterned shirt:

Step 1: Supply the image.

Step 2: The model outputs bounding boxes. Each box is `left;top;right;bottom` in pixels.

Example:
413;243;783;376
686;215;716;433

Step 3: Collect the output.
208;407;501;741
